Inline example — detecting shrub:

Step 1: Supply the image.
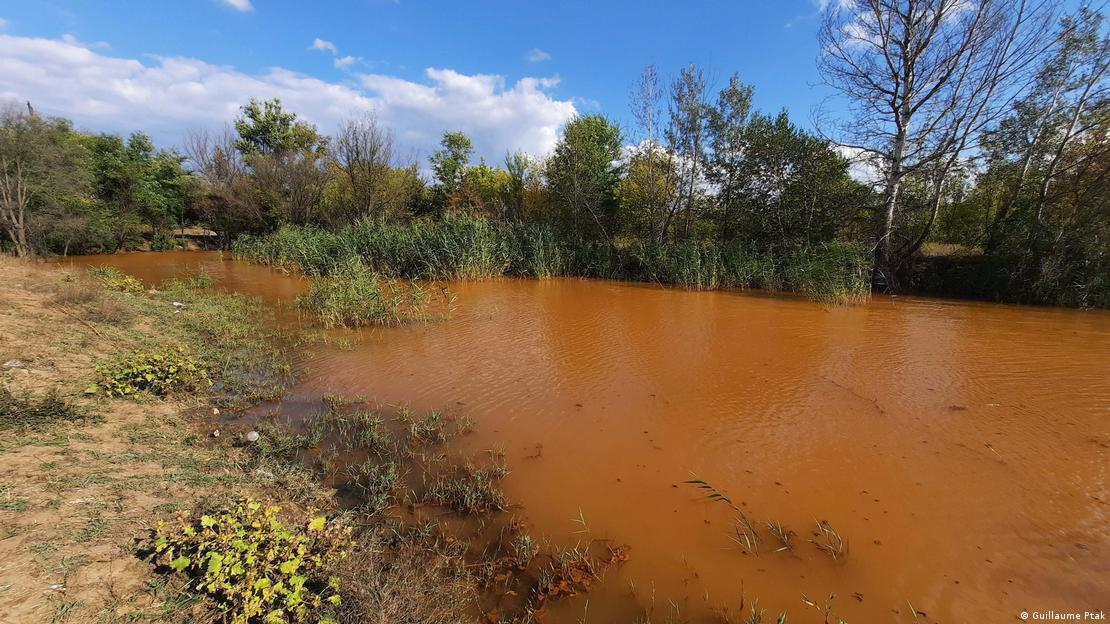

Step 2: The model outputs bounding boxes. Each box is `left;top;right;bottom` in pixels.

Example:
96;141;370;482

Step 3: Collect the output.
0;385;86;430
88;266;145;294
150;499;353;624
87;347;209;398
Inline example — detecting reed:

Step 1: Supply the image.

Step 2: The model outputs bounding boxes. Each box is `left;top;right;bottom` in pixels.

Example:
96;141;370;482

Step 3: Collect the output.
298;257;449;328
235;216;872;302
810;519;848;561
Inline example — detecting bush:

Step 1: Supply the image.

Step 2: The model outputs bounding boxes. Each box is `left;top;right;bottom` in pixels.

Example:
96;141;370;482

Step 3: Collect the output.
0;385;86;430
88;266;145;294
150;499;353;624
87;347;209;398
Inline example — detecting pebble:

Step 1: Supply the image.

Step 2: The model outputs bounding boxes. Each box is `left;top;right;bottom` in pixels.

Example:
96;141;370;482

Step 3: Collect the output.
3;359;24;368
245;430;260;443
211;407;220;416
211;429;220;438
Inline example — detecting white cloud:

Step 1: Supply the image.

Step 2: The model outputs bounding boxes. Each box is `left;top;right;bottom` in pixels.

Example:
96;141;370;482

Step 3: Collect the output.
220;0;254;12
526;48;551;63
61;33;109;50
309;37;338;55
0;33;577;162
0;18;9;29
334;55;358;70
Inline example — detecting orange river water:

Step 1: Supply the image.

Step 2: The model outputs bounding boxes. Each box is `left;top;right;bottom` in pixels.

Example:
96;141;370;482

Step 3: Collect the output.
61;251;1110;624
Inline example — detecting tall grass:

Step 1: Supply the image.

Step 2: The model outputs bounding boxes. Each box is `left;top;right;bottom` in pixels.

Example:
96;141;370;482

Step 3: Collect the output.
298;258;450;328
234;215;872;301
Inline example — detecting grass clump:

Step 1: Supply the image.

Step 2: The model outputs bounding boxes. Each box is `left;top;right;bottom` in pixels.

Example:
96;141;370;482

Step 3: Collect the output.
87;347;209;398
425;463;508;514
298;258;450;329
149;499;353;624
87;266;145;294
0;385;87;430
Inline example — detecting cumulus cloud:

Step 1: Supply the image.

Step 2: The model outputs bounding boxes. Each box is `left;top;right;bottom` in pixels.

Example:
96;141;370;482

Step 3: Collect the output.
309;37;338;55
0;33;577;162
526;48;551;62
221;0;254;12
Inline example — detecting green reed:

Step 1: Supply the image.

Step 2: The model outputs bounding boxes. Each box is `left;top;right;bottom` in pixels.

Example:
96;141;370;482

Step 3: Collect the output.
234;215;872;302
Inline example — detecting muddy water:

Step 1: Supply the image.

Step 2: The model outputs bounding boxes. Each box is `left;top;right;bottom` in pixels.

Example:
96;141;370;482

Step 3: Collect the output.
64;251;1110;623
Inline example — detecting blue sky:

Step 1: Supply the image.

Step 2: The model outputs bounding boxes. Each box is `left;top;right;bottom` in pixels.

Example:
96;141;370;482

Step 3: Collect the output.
0;0;834;162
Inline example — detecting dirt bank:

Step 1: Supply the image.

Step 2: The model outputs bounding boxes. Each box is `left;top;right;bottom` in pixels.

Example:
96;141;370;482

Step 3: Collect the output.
0;258;297;624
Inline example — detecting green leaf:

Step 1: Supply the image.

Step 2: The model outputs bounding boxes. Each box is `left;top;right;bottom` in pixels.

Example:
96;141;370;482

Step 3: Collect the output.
169;556;191;572
306;516;326;532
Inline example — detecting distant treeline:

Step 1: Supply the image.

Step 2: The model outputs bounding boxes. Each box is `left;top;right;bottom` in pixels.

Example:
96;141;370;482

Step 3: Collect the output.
1;1;1106;307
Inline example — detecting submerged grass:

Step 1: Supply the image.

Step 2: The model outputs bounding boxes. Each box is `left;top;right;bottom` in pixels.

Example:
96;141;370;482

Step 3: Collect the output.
234;216;872;302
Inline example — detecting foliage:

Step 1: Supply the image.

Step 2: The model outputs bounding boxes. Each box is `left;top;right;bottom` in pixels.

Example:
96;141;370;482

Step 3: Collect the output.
546;114;624;241
234;98;327;158
87;347;209;398
0;104;91;257
0;385;86;430
429;131;474;202
298;258;449;328
150;499;352;624
88;265;145;293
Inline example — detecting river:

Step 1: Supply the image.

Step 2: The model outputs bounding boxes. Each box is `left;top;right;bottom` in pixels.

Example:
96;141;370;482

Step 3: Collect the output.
61;250;1110;623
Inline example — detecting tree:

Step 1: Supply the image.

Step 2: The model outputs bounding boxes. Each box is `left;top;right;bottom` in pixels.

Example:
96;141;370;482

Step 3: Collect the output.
616;146;679;240
231;99;329;228
546;114;623;241
429;131;474;200
733;111;871;249
86;131;191;238
629;64;679;242
185;126;257;247
0;104;89;257
331;115;414;221
666;64;710;240
233;98;326;158
818;0;1057;286
706;74;755;241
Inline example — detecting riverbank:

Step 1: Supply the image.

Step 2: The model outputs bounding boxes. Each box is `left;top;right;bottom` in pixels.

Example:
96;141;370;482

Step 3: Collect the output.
0;258;637;624
0;259;478;624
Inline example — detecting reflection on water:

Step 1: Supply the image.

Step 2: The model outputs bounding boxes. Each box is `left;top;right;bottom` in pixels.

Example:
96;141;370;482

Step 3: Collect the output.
63;251;1110;623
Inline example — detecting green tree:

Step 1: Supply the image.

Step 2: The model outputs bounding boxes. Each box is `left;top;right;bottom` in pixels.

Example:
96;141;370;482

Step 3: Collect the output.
546;114;623;241
0;105;90;256
430;131;473;195
233;98;326;158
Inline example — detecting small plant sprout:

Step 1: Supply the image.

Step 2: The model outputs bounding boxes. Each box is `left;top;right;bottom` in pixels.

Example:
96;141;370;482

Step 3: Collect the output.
571;508;589;534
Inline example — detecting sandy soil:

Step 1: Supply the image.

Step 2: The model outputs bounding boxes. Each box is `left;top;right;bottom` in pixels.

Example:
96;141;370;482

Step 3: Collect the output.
0;258;259;624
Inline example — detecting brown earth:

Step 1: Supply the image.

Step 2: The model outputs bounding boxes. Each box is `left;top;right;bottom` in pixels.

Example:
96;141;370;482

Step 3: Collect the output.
0;258;275;624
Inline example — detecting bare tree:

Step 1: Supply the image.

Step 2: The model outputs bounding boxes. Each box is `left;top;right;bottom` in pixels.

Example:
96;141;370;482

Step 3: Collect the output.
818;0;1057;285
185;126;257;246
629;64;680;242
333;114;407;219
